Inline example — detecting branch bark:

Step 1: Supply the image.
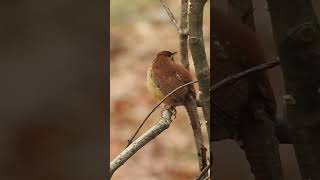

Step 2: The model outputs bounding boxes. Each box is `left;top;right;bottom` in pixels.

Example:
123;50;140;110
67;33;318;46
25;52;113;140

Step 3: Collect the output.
188;1;210;177
266;0;320;179
160;0;209;174
180;0;189;69
189;0;210;136
210;61;280;92
110;110;173;178
159;0;180;32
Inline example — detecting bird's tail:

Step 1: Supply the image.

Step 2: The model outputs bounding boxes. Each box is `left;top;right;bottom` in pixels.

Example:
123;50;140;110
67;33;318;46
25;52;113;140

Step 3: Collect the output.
185;96;208;171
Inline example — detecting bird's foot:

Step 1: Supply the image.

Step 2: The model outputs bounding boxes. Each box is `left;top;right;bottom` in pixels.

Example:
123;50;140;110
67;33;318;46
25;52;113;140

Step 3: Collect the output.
162;105;177;119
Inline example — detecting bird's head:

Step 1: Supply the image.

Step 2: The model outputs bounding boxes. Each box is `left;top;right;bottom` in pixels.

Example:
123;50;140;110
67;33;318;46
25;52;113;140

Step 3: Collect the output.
155;51;177;62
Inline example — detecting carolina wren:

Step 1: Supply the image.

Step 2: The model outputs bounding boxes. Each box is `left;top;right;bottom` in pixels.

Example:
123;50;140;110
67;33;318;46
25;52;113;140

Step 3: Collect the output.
147;51;196;108
147;50;206;170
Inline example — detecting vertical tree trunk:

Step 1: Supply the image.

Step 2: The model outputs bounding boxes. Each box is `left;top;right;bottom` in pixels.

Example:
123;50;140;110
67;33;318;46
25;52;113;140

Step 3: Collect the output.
266;0;320;179
311;0;320;24
212;2;284;179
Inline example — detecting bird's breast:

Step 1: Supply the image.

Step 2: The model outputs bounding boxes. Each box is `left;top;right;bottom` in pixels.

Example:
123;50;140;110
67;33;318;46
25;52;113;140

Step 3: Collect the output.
147;68;165;101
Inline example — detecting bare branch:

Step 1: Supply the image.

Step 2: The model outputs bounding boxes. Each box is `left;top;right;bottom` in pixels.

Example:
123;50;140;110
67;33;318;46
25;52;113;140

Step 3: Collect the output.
188;0;210;176
110;110;173;178
210;61;280;92
160;0;180;32
185;97;208;171
179;0;208;172
188;0;210;136
196;163;210;180
180;0;189;69
202;175;210;180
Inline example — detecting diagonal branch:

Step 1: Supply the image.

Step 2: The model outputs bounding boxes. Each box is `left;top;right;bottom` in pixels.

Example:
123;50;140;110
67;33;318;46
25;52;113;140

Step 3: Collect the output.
110;110;173;178
210;60;280;92
160;0;180;32
196;164;210;180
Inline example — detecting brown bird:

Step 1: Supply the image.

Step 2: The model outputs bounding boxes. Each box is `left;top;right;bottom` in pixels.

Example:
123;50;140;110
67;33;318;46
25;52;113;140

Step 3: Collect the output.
147;50;206;169
147;51;195;108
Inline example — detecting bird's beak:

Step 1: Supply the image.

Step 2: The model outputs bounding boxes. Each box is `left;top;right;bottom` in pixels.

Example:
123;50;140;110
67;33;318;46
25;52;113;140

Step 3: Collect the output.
170;52;177;61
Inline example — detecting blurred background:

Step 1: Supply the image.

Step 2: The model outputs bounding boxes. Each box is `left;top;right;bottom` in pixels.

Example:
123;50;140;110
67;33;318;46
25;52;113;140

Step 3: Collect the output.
110;0;210;179
0;1;107;180
211;0;302;180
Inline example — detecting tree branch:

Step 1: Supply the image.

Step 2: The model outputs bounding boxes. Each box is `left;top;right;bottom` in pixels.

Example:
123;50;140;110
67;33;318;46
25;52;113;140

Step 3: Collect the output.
158;1;209;174
180;0;190;69
160;0;180;32
210;60;280;92
110;110;173;178
188;0;210;141
188;0;210;177
196;164;210;180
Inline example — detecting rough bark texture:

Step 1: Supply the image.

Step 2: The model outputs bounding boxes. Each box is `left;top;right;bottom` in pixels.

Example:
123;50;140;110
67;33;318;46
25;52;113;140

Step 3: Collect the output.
266;0;320;179
180;0;189;69
110;110;173;177
185;96;208;171
189;0;210;134
189;1;210;177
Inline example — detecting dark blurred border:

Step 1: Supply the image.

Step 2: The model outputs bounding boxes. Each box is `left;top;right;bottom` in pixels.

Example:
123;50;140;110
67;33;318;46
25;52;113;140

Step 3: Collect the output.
105;0;111;177
0;0;109;179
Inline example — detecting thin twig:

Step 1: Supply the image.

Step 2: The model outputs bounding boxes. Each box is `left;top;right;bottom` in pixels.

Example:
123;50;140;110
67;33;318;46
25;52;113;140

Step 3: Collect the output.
110;110;173;177
127;80;198;147
202;175;210;180
160;0;181;32
196;164;210;180
210;60;280;92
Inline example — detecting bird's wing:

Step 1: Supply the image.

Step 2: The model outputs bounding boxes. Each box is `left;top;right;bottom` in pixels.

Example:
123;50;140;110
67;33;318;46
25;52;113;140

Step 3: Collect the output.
170;62;193;84
171;62;196;97
153;61;195;104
